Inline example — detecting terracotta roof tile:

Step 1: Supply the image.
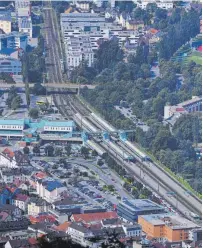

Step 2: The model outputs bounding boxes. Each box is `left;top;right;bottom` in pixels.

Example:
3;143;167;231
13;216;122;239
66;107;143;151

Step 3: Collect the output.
72;211;118;224
55;221;71;232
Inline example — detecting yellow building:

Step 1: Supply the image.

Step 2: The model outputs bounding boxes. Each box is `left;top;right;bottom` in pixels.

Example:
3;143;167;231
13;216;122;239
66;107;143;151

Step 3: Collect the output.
0;14;11;34
126;20;144;31
28;197;50;216
138;213;200;242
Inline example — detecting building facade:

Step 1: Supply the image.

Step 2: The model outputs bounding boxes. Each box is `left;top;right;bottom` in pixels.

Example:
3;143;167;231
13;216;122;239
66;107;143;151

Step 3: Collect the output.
0;57;22;75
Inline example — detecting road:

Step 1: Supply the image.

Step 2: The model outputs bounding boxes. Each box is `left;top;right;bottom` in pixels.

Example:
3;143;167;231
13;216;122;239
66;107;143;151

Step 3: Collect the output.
42;3;202;218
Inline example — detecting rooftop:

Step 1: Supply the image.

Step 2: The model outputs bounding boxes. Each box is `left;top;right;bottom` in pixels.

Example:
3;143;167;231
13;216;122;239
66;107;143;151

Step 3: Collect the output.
119;199;164;212
0;119;24;126
44;120;75;127
140;213;200;230
72;211;118;224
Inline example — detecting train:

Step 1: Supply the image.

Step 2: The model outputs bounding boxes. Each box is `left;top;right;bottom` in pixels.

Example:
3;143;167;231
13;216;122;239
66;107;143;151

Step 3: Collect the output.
104;140;134;161
75;113;98;132
91;113;116;132
86;140;107;156
123;140;150;161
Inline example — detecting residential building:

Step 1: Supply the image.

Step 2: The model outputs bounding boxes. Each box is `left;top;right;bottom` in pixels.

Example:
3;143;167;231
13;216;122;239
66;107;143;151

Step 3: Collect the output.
138;213;200;242
0;11;12;34
0;48;20;59
0;217;30;232
36;178;67;203
137;0;173;9
7;230;36;240
0;149;18;169
117;199;165;222
52;198;86;214
70;211;118;224
126;20;144;31
15;0;31;17
65;35;94;68
5;238;38;248
27;197;50;216
0;119;24;130
0;32;28;50
67;223;94;247
164;96;202;120
0;204;22;219
122;224;142;238
0;57;22;75
76;1;90;12
18;17;32;38
12;194;30;212
0;186;19;205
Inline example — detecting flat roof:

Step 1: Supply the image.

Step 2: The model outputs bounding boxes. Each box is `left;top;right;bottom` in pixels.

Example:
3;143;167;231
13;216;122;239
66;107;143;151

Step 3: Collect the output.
0;119;24;125
44;121;75;127
140;213;200;230
119;199;164;212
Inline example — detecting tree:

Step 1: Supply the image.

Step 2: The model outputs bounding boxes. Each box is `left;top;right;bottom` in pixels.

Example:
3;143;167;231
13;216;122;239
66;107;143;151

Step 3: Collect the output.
33;146;40;155
92;150;98;157
65;144;71;156
45;145;54;157
23;146;30;155
29;108;39;119
11;95;23;110
55;147;63;157
80;146;89;159
25;83;30;108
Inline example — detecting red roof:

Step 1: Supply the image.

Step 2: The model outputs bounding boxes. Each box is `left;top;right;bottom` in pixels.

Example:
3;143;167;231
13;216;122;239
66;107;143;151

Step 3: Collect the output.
14;194;29;202
29;214;56;224
197;46;202;52
34;171;47;180
2;148;14;158
176;107;185;112
72;211;118;224
55;221;71;232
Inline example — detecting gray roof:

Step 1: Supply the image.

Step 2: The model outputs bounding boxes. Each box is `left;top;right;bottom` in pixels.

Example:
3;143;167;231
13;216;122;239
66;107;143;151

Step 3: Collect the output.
69;223;90;234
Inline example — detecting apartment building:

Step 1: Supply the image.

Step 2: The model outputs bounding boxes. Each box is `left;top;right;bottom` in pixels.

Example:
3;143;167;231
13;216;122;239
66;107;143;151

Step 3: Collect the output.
65;35;94;68
136;0;173;9
15;0;31;17
0;57;22;75
0;32;28;50
18;17;32;38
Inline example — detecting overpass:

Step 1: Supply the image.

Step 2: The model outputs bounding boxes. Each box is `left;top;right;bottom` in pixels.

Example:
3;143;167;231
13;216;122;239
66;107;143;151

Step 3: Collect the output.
0;82;96;91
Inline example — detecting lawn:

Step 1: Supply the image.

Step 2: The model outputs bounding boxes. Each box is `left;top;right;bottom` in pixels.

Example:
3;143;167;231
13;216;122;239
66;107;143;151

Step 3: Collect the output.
186;51;202;65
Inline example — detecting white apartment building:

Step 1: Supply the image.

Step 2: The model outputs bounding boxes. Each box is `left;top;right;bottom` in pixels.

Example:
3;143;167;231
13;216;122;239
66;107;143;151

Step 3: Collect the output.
18;17;32;38
15;0;31;17
136;0;173;9
65;36;94;68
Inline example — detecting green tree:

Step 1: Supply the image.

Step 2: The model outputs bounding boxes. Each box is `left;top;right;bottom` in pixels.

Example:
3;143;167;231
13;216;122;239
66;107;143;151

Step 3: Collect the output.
23;146;30;155
33;146;40;155
45;145;54;157
29;108;39;119
11;95;23;110
80;146;89;159
25;83;30;108
65;144;71;156
92;150;98;157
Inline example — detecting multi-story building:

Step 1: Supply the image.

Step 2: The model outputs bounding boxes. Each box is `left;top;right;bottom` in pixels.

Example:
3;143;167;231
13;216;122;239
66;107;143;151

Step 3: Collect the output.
122;224;142;238
138;213;200;242
15;0;31;17
136;0;173;9
164;96;202;120
18;17;32;38
76;1;90;12
27;197;50;216
117;199;165;222
0;32;28;50
12;194;30;212
65;36;94;68
0;57;22;75
36;178;67;203
0;11;12;34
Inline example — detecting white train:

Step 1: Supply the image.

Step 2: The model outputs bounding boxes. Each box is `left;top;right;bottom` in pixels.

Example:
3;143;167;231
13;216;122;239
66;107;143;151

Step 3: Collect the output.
124;140;149;161
75;113;98;132
86;140;106;156
104;140;134;161
91;113;116;132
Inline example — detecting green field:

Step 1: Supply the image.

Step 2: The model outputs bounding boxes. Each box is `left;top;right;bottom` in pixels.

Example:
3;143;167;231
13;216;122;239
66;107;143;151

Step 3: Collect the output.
186;51;202;65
